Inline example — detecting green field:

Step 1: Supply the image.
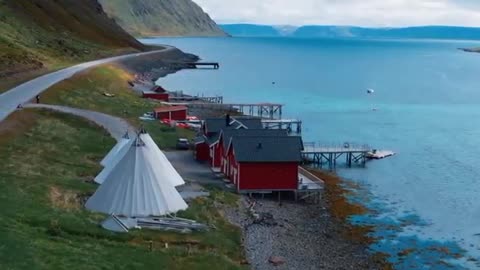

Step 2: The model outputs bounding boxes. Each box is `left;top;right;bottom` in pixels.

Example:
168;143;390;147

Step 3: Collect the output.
42;64;195;149
0;109;245;270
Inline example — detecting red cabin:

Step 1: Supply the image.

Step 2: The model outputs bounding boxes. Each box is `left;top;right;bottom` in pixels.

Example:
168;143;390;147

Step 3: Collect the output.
217;129;289;175
143;92;169;101
193;136;210;161
154;106;188;121
225;136;303;193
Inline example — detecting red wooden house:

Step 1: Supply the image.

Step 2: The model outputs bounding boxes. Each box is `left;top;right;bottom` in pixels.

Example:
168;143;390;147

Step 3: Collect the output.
216;129;288;174
143;91;170;101
154;106;188;121
194;116;264;167
225;136;303;193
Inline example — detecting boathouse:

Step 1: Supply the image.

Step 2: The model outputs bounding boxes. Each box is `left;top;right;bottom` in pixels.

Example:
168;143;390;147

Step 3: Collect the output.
215;129;289;174
202;115;263;137
154;106;188;121
143;91;169;101
225;136;303;192
194;116;264;165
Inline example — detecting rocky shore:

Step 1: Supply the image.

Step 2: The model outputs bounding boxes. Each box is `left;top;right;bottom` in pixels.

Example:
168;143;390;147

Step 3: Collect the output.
221;194;383;270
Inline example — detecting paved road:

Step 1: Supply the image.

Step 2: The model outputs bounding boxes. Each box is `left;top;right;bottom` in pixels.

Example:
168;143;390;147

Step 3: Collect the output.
164;151;225;186
25;104;134;141
0;47;174;123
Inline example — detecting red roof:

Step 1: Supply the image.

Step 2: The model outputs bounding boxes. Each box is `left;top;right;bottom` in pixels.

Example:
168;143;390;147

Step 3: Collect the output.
154;106;188;113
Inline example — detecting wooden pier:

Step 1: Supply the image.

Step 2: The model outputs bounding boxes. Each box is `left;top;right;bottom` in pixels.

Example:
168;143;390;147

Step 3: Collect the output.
163;102;284;119
165;62;220;70
262;119;302;134
302;142;371;170
169;96;224;104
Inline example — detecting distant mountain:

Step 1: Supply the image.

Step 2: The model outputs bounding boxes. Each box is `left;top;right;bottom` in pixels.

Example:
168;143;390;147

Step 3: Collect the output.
99;0;226;37
220;24;282;37
221;24;480;41
293;26;480;40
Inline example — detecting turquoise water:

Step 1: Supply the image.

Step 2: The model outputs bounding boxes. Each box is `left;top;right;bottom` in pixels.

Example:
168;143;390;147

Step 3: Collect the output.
141;37;480;269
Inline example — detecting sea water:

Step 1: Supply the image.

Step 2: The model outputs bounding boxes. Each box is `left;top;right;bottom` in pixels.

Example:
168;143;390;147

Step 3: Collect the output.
141;37;480;269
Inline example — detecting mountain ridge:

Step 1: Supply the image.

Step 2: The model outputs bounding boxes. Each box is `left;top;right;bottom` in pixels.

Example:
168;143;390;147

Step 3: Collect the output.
0;0;146;82
99;0;227;37
220;24;480;40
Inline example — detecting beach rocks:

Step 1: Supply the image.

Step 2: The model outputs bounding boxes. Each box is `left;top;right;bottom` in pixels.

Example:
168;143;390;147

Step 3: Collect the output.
268;256;286;266
221;196;383;270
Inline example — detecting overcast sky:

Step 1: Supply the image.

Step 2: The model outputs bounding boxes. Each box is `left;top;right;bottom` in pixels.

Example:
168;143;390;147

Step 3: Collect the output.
193;0;480;27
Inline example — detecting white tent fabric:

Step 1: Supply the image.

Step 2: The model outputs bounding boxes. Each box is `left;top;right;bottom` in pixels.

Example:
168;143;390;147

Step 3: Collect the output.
139;132;185;187
100;136;130;167
86;137;188;217
95;138;135;184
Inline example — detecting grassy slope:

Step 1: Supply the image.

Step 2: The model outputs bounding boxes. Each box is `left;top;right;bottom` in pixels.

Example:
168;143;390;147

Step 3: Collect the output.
0;0;145;92
99;0;226;37
41;64;195;149
0;109;245;270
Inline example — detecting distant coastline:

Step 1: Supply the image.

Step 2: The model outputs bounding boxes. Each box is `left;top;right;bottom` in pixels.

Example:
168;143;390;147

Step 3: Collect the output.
460;47;480;53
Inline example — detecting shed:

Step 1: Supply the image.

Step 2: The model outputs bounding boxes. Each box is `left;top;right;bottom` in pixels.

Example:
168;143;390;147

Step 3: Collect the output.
226;136;303;192
154;106;188;121
143;91;169;101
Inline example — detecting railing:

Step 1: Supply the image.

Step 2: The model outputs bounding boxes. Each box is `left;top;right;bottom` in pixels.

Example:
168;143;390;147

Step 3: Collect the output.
303;142;371;152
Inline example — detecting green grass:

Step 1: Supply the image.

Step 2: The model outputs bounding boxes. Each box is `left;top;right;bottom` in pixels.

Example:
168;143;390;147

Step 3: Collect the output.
42;64;196;149
0;0;144;92
0;109;245;270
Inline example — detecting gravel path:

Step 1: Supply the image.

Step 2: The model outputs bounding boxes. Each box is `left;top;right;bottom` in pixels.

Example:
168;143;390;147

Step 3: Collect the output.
24;104;134;141
0;47;175;123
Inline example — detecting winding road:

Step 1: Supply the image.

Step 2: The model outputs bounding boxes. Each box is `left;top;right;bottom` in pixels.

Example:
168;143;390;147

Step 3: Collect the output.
0;47;174;123
25;104;134;141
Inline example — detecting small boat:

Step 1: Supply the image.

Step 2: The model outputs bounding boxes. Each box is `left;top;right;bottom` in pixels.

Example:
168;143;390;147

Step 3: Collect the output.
367;88;375;94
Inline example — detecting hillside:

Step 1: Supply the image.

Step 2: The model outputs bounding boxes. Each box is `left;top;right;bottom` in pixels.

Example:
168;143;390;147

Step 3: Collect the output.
99;0;226;37
0;0;145;84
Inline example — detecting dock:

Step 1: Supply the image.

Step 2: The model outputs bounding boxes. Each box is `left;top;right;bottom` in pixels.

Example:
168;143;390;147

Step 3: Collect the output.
302;142;395;169
164;62;220;70
302;142;370;169
163;102;284;119
262;119;302;134
367;150;395;159
169;96;224;104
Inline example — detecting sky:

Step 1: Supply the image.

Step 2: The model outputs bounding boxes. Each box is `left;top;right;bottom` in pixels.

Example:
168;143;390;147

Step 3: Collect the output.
193;0;480;27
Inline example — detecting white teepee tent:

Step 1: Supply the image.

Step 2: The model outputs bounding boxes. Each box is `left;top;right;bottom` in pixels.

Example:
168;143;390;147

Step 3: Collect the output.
100;132;130;167
139;131;185;187
86;136;188;217
95;137;135;184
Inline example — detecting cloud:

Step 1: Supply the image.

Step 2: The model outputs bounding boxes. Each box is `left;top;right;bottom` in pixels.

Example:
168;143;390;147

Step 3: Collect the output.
193;0;480;27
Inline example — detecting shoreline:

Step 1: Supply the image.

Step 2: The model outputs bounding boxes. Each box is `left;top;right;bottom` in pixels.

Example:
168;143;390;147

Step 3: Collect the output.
153;58;388;269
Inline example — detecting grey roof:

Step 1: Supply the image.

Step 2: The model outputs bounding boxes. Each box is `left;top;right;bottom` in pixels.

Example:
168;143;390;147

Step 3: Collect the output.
194;136;206;144
231;136;303;162
221;129;288;149
204;117;263;134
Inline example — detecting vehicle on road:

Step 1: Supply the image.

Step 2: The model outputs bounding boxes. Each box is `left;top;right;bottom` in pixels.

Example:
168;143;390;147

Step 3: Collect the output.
176;138;190;150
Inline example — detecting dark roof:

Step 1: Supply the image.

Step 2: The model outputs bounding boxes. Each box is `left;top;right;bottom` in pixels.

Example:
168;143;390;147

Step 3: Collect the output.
154;106;188;113
231;136;303;162
204;117;263;134
194;136;206;144
221;129;288;149
207;133;220;145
